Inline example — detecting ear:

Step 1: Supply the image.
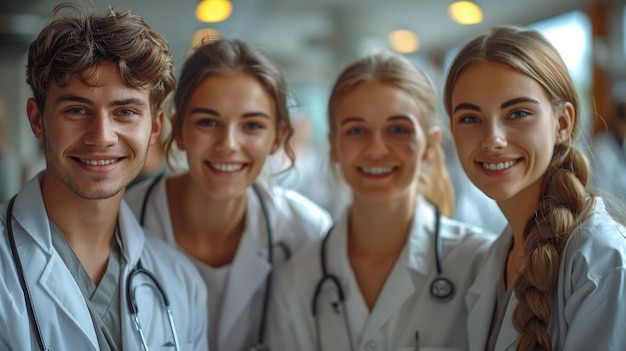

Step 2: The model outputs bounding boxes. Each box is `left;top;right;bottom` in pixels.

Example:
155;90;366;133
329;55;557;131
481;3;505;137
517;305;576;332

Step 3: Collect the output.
555;102;575;144
422;126;441;161
26;98;44;140
149;110;164;146
270;121;289;155
172;114;186;151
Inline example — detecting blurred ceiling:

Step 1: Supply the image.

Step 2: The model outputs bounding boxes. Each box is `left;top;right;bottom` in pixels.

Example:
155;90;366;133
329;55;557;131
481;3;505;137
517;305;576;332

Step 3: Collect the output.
1;0;592;84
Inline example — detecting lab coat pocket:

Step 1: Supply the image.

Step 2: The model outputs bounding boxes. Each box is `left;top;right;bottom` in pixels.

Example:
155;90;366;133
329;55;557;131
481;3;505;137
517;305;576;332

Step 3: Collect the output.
398;347;462;351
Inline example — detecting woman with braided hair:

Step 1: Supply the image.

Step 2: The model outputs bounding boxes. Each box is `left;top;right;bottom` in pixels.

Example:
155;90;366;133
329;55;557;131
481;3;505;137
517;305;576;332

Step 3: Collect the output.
444;25;626;351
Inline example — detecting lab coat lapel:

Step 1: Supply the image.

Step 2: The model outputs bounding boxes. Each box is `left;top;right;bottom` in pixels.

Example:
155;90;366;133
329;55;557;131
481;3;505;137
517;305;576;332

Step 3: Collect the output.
218;229;272;347
362;200;431;338
465;227;512;351
13;176;99;349
324;214;363;348
118;201;147;349
494;294;518;351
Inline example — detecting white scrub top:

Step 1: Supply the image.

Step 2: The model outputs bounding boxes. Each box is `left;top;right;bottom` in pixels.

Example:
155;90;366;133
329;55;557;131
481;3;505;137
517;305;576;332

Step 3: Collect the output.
0;173;209;351
267;197;496;351
125;176;333;351
465;197;626;351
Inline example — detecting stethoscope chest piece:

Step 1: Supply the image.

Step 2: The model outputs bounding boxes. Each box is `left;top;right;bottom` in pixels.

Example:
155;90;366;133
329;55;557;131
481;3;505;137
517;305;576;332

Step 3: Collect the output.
430;276;454;300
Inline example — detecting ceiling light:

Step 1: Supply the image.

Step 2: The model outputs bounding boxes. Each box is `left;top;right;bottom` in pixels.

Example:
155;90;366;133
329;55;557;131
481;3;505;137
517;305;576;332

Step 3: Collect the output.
448;1;483;25
388;29;420;53
196;0;232;23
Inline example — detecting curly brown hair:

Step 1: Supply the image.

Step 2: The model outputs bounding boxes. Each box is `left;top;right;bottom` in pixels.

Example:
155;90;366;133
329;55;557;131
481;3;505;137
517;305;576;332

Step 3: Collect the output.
26;3;175;117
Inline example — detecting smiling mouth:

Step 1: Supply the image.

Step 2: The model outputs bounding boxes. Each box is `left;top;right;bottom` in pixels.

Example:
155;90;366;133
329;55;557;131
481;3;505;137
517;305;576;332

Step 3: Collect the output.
481;160;517;171
209;162;245;173
359;166;394;175
79;158;119;166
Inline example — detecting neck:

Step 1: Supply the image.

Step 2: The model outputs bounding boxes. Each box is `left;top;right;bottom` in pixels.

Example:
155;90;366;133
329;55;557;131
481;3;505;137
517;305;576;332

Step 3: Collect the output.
348;195;416;256
167;174;247;267
40;172;121;283
498;190;542;288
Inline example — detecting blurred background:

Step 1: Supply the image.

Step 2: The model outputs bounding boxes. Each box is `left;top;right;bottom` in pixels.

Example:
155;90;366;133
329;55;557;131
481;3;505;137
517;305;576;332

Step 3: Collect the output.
1;0;625;231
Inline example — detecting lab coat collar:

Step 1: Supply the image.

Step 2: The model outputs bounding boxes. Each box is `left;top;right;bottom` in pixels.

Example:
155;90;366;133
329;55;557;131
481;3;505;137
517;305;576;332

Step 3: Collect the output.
327;199;435;341
11;173;55;253
361;198;436;339
217;186;273;347
465;226;513;351
406;197;438;277
117;200;146;267
11;174;100;349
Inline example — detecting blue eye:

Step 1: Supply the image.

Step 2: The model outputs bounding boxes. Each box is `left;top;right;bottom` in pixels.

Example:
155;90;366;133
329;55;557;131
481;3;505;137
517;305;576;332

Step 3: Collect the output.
197;119;218;127
246;122;264;130
118;109;138;117
510;110;529;119
67;107;87;115
389;125;410;133
458;115;480;123
346;126;365;135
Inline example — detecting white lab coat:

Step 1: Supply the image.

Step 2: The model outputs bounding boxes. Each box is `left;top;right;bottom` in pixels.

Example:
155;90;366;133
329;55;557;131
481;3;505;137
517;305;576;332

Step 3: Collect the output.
267;197;496;351
125;176;333;351
0;174;209;351
465;198;626;351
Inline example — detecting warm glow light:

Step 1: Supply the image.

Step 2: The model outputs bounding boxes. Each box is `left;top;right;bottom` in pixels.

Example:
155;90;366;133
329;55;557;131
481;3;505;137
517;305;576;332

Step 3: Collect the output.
196;0;232;23
448;1;483;25
388;29;420;53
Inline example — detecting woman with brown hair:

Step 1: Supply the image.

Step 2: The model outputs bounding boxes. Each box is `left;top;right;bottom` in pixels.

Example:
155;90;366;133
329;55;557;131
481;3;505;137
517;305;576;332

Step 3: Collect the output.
445;25;626;351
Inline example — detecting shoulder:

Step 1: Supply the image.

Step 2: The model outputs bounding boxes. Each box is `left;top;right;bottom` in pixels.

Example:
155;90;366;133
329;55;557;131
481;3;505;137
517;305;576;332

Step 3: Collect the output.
259;181;331;223
438;210;497;250
141;235;203;285
253;181;333;243
563;198;626;282
124;176;164;214
274;237;323;288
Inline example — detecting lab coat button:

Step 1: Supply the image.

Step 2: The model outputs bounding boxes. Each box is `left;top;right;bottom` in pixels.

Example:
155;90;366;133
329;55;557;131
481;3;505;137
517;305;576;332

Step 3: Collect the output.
364;340;376;351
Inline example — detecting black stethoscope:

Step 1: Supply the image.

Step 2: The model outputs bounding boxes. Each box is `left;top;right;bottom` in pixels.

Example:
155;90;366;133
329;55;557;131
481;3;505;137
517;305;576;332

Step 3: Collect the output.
139;175;289;351
311;207;454;351
5;195;180;351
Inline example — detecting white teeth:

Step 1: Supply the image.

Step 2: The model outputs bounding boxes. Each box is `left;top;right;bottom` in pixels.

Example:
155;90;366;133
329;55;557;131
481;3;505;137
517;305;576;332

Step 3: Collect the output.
361;166;392;175
80;159;117;166
212;163;244;172
483;160;516;171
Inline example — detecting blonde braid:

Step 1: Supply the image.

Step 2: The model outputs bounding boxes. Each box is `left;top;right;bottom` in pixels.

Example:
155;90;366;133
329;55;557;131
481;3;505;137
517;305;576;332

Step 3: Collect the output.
512;144;594;351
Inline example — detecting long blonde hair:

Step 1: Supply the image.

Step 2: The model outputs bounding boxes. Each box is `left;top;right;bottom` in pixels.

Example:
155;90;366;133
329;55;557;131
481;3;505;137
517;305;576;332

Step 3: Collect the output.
328;51;454;217
443;25;594;351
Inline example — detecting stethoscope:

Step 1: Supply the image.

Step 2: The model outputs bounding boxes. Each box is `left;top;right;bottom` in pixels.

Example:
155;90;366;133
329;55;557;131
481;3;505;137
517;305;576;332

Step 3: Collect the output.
311;207;454;351
139;175;289;351
5;195;180;351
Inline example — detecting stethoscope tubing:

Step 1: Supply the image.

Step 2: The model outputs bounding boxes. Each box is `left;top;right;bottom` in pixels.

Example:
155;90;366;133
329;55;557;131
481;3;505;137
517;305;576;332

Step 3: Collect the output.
6;195;49;351
6;192;180;351
127;263;180;351
140;177;280;350
311;206;453;351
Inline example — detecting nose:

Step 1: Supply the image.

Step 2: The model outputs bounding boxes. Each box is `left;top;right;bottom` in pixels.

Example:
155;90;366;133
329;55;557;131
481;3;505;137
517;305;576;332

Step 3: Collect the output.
84;113;118;148
481;121;507;151
215;125;239;154
364;131;389;157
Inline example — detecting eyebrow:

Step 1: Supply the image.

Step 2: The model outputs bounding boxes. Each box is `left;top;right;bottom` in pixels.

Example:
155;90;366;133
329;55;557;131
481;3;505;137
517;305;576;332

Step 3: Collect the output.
189;107;272;119
453;97;540;114
55;95;148;108
339;114;415;126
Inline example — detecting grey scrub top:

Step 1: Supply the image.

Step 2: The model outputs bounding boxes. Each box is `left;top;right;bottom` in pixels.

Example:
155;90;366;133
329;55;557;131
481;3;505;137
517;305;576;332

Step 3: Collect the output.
50;220;125;351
